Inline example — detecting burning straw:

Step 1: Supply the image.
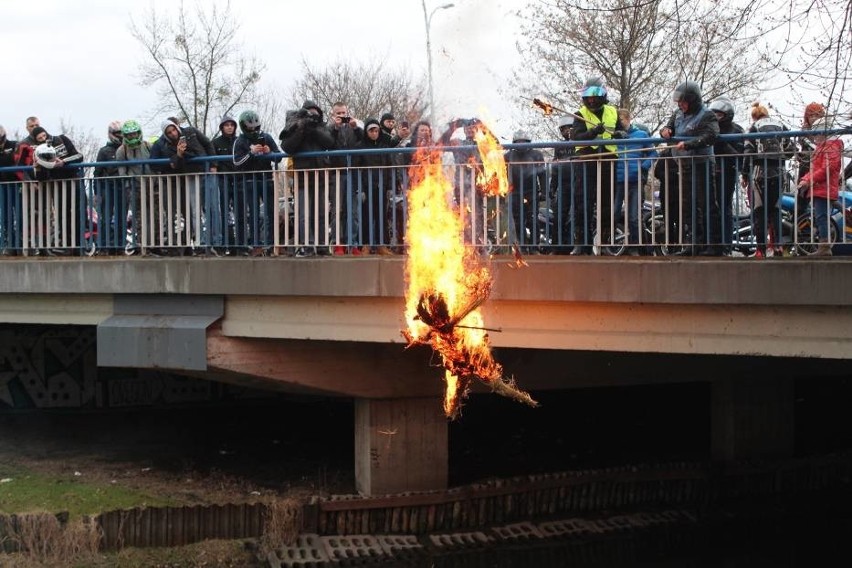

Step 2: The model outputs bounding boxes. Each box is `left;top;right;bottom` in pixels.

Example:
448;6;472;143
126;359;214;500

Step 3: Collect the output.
402;124;537;419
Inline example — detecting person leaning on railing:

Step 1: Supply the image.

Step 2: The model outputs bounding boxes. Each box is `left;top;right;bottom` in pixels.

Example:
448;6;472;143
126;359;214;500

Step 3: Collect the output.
279;100;336;258
149;120;216;255
0;126;20;255
354;118;395;255
796;118;844;257
660;81;721;256
212;116;239;251
569;77;628;256
233;110;281;257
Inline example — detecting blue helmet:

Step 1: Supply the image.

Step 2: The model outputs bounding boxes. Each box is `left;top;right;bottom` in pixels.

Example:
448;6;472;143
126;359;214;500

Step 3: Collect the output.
581;77;608;98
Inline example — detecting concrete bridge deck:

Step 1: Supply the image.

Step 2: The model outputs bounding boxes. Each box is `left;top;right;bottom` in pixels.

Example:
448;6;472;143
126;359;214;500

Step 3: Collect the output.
2;255;851;495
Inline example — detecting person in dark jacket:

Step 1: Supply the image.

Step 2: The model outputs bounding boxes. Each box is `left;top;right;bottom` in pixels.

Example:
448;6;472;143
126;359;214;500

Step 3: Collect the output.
31;126;85;253
0;126;20;253
551;115;578;253
233;110;281;255
707;98;745;254
93;121;125;253
212;115;239;249
149;119;216;253
661;80;720;255
355;118;394;255
505;130;547;253
379;113;400;147
279;100;336;257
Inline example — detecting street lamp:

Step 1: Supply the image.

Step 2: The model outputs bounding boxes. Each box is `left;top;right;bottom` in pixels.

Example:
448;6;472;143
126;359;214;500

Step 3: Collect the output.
422;1;455;125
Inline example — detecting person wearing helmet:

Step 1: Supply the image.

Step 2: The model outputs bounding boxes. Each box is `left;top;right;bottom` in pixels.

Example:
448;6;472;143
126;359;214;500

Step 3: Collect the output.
91;121;125;253
743;102;794;258
0;125;17;183
29;125;84;254
115;120;152;255
707;98;745;255
504;130;547;253
550;115;578;254
149;118;216;255
280;100;336;257
660;80;721;255
233;110;281;256
570;77;628;255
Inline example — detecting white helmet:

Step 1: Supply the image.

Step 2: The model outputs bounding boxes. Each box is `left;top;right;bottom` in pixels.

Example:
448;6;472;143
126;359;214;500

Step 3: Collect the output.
35;143;57;169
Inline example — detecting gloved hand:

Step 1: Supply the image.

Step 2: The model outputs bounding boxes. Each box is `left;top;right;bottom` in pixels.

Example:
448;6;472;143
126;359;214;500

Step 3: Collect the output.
590;124;606;136
611;130;627;139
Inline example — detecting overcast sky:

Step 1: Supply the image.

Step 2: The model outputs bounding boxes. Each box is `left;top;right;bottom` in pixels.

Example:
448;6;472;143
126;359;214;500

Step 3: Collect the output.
4;0;526;145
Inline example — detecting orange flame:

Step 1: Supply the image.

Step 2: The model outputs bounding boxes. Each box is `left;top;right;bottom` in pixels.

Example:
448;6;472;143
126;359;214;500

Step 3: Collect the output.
403;125;537;419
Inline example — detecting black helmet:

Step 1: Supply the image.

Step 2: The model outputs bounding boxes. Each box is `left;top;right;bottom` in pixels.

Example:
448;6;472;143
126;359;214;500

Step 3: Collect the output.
238;110;262;140
708;98;735;123
672;81;702;111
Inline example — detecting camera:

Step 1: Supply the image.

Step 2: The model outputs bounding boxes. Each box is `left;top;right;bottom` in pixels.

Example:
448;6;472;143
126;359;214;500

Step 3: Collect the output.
341;116;351;124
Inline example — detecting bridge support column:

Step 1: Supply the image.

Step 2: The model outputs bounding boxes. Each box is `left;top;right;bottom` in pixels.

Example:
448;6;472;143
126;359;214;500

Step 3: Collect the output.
711;377;795;461
354;397;448;496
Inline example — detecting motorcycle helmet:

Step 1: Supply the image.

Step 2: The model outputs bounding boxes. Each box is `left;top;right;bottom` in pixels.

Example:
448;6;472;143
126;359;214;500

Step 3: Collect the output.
121;120;143;148
581;77;608;111
108;120;123;145
672;81;703;111
512;129;532;143
239;110;262;140
708;98;735;123
34;143;57;169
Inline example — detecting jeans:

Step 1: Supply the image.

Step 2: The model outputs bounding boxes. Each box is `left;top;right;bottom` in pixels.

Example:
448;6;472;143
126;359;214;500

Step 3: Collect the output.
614;180;641;245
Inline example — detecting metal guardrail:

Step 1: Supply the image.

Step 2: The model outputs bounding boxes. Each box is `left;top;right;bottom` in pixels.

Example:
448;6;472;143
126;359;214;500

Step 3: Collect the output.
0;130;848;258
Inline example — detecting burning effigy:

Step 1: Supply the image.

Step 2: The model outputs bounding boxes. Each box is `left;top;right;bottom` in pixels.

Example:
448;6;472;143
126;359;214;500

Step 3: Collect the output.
402;121;538;420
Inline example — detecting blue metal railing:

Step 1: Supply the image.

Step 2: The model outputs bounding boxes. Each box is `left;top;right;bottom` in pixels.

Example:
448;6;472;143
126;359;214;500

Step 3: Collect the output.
0;128;848;257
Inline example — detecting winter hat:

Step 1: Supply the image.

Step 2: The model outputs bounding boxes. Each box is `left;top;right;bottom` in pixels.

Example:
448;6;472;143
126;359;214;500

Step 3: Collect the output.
380;113;395;124
302;100;322;113
31;126;48;140
364;118;381;131
803;102;826;128
750;102;770;121
219;115;237;131
160;120;180;135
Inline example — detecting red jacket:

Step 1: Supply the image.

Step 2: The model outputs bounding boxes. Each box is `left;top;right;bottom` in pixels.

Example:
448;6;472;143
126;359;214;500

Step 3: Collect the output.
800;138;843;200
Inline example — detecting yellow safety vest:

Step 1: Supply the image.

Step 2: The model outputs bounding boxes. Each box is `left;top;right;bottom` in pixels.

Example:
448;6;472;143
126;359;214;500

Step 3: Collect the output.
576;105;618;154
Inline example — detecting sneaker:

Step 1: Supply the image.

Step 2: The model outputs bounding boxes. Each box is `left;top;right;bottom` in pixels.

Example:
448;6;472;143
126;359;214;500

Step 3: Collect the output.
295;247;315;258
754;249;765;259
377;246;394;256
333;245;346;256
358;246;371;255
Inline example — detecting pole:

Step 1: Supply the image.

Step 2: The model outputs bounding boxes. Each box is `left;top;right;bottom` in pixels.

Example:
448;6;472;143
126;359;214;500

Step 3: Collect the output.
422;1;454;125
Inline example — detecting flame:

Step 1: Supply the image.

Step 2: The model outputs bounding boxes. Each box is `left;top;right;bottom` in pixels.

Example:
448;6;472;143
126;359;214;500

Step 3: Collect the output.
403;122;537;420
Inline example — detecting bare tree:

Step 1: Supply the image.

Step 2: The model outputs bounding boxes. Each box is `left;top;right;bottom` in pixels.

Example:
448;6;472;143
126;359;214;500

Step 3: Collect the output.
287;56;428;125
511;0;773;137
764;0;852;122
129;0;265;136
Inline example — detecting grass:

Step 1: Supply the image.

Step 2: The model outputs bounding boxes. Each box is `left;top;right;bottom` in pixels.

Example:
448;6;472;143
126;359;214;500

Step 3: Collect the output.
0;463;176;519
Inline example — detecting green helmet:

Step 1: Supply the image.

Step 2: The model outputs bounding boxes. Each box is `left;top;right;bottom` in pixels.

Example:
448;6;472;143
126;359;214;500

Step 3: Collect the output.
238;110;262;140
121;120;143;148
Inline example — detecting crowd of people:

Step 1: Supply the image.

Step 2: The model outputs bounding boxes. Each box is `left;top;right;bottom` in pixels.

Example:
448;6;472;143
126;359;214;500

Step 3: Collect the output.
0;82;849;258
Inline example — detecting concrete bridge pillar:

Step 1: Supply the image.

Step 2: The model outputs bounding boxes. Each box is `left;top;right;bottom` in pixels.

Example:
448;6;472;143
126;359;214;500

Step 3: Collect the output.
354;397;448;496
711;377;795;461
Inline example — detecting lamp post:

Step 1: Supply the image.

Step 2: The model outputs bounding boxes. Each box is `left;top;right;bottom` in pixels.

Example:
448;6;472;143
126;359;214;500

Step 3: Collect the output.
422;1;455;124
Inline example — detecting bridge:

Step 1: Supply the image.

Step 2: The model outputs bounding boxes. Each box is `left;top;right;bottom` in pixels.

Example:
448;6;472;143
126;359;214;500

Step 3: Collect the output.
2;254;851;495
2;135;851;495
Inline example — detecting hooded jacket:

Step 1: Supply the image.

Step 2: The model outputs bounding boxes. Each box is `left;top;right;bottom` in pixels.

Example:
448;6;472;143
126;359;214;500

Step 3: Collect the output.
149;120;215;174
279;100;336;171
212;115;238;172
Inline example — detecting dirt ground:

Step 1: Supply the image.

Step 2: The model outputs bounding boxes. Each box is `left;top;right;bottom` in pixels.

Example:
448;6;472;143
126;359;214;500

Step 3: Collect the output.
0;398;357;509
